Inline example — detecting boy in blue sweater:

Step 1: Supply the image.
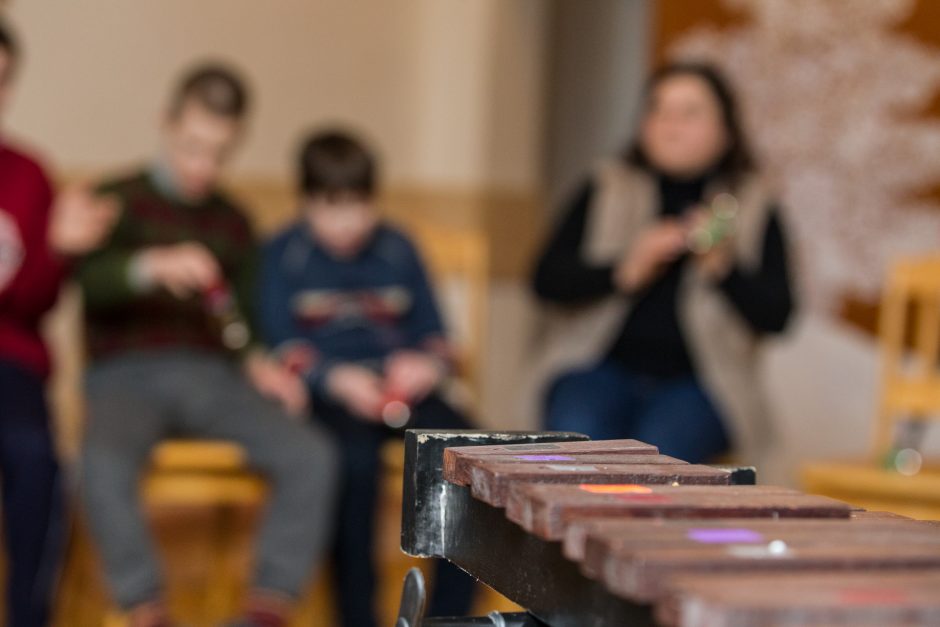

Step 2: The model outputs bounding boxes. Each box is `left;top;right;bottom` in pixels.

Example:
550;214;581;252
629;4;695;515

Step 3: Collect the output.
260;130;475;627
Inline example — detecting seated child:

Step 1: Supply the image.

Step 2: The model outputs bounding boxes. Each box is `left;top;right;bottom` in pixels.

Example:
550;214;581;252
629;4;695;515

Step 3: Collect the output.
77;64;338;627
260;130;476;627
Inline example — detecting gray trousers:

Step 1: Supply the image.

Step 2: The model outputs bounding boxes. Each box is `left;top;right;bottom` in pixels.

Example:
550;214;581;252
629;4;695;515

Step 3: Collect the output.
79;349;338;609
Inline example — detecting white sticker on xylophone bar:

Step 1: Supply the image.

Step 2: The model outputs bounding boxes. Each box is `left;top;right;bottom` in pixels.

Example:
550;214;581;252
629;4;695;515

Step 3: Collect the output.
725;540;791;559
544;464;598;472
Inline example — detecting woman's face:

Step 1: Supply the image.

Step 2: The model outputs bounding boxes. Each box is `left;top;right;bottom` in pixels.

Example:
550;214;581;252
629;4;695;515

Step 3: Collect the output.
639;74;730;178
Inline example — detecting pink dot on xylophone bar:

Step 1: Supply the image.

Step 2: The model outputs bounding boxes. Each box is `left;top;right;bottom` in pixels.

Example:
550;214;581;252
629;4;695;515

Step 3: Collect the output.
839;588;910;605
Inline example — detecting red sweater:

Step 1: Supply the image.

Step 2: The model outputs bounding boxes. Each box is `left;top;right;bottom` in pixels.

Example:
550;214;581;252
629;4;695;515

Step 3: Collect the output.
0;142;66;378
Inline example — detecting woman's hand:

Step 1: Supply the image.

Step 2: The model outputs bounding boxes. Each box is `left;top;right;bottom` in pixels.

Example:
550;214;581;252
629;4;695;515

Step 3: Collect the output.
685;208;735;281
613;219;687;293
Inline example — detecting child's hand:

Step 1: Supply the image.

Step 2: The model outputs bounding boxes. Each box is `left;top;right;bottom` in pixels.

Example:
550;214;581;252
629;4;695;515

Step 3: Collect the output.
48;185;120;256
327;364;385;422
385;350;445;405
135;241;221;299
245;352;310;418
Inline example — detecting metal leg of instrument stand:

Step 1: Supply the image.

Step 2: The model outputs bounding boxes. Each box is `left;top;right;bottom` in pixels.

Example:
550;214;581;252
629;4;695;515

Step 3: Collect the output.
395;567;544;627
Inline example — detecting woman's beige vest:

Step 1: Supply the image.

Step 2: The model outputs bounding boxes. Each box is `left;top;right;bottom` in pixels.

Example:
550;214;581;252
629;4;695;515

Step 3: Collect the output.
522;161;777;465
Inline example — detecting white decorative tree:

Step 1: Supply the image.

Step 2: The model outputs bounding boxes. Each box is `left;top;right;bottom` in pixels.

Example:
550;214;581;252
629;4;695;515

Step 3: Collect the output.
672;0;940;312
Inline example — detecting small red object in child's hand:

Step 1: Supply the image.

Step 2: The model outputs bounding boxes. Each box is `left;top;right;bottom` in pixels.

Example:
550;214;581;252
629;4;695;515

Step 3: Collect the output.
279;344;318;375
381;388;411;428
202;280;251;350
203;280;231;312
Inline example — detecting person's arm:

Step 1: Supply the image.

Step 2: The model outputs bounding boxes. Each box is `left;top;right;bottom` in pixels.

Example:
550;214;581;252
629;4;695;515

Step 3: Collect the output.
532;180;617;303
0;171;68;315
74;189;143;311
257;237;296;351
716;207;795;334
398;236;454;371
380;235;454;406
229;217;262;351
257;233;339;395
75;249;140;310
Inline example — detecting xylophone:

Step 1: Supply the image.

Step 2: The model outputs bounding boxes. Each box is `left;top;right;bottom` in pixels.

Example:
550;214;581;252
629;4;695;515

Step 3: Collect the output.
398;430;940;627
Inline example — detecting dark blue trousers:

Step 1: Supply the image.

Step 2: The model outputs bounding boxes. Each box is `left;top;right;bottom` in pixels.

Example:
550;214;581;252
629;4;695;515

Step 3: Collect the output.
544;360;729;464
0;360;64;627
313;393;476;627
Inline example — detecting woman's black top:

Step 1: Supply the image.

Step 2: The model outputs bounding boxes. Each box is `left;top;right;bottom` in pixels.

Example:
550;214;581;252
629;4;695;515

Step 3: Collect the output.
532;173;794;379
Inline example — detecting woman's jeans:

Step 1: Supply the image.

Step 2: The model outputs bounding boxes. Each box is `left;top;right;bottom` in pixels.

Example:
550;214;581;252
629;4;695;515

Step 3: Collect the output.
544;360;729;463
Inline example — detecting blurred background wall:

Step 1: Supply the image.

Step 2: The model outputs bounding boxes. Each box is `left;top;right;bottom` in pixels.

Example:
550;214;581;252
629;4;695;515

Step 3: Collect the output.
656;0;940;480
5;0;940;483
8;0;548;189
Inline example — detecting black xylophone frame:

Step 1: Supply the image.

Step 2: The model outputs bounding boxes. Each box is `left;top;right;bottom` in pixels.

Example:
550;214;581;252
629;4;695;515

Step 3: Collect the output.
396;429;757;627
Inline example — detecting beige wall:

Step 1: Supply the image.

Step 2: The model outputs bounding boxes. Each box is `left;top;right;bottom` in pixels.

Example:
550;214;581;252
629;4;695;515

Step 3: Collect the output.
6;0;547;191
544;0;650;206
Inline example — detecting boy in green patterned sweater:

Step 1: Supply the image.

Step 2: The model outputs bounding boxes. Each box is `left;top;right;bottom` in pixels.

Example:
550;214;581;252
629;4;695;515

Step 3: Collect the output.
77;64;338;627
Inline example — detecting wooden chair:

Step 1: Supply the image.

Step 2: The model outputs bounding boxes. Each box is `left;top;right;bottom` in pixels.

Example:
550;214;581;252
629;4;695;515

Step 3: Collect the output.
400;220;490;404
802;254;940;520
871;255;940;455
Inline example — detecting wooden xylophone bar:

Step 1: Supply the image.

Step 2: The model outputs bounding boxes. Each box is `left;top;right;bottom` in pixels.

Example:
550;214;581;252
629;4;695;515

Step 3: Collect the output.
401;430;756;627
400;430;940;627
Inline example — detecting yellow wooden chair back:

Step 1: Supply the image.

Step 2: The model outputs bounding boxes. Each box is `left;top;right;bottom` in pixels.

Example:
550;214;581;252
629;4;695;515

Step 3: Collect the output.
874;254;940;456
400;220;489;403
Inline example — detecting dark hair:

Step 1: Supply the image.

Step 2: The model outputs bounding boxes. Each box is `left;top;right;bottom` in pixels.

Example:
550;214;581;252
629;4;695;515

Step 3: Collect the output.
168;63;250;120
625;62;755;185
298;129;377;198
0;17;19;75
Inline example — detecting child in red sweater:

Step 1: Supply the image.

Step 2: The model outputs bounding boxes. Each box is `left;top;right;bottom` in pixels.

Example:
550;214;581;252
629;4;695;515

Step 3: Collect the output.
0;18;116;627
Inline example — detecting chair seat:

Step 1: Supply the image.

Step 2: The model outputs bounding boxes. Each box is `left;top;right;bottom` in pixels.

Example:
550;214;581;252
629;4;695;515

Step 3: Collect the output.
802;459;940;519
143;471;267;507
152;439;248;471
147;440;263;508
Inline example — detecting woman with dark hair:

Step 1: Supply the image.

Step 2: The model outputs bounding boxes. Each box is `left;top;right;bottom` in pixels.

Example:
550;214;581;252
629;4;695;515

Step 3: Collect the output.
530;62;794;464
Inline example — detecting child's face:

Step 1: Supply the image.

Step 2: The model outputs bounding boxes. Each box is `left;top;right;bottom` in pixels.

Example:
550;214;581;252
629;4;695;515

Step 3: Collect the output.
304;193;379;259
162;100;243;202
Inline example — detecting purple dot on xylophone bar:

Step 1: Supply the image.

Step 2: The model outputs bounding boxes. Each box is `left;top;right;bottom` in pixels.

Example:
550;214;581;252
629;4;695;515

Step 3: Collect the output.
512;455;576;461
687;528;764;544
